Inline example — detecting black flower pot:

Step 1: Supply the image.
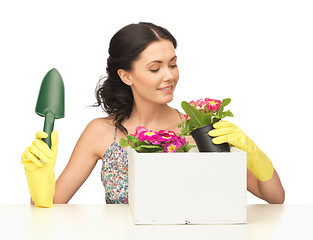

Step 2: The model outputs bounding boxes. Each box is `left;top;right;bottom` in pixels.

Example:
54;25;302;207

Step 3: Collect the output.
191;124;230;152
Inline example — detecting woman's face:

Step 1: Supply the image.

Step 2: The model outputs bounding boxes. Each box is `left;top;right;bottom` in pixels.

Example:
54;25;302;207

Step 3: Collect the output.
127;39;179;105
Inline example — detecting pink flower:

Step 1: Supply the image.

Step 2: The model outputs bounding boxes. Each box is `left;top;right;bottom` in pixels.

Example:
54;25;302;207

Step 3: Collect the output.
134;126;148;137
121;126;192;153
189;98;205;110
151;139;162;145
165;140;182;153
205;98;221;112
189;98;222;113
156;130;178;143
157;135;173;142
167;131;176;136
138;130;158;142
179;136;186;145
189;100;197;106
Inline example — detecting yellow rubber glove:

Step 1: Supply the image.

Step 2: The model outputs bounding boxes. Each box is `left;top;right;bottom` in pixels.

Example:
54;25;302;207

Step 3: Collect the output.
209;121;274;182
21;131;58;207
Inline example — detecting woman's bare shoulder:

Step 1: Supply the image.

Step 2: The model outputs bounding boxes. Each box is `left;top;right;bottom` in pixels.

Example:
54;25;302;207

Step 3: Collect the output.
81;116;116;158
86;116;114;131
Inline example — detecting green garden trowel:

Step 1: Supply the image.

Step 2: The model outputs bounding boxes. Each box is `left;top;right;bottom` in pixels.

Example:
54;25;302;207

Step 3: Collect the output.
35;68;65;148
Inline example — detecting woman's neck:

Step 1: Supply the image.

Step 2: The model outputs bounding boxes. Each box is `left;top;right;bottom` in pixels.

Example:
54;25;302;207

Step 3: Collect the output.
128;102;173;130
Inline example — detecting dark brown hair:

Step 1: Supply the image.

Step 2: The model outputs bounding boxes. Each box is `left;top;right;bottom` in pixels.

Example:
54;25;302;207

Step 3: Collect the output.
94;22;177;134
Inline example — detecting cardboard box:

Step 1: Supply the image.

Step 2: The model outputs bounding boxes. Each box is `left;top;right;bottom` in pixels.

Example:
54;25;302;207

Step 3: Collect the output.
128;147;247;225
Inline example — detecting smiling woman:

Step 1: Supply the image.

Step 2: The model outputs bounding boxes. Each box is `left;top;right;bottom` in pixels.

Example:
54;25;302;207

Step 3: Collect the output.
94;22;178;135
118;40;179;107
21;22;284;207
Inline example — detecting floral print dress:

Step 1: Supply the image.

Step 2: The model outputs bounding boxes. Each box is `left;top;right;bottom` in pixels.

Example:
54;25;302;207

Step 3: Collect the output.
101;110;184;204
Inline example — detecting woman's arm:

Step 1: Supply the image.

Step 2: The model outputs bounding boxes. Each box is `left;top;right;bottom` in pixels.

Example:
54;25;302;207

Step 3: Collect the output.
209;121;285;203
247;168;285;204
53;118;112;204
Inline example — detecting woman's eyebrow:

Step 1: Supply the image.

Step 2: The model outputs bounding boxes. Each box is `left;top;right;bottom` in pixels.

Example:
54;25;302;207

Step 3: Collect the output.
170;56;177;62
146;56;177;65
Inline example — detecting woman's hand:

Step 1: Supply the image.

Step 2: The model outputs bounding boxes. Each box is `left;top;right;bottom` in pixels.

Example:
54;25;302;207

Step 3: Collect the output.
209;121;274;182
21;131;58;207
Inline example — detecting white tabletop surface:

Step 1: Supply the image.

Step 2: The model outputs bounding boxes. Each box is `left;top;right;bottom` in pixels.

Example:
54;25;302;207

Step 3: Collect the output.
1;204;312;240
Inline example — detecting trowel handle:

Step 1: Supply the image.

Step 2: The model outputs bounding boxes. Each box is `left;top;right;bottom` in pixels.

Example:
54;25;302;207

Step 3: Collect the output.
43;111;55;149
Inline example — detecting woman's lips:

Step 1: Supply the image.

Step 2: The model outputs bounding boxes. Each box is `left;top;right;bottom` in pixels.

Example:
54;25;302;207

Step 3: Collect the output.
157;85;174;92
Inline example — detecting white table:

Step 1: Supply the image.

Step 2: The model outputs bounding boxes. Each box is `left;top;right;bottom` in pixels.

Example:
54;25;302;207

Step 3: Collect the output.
1;204;312;240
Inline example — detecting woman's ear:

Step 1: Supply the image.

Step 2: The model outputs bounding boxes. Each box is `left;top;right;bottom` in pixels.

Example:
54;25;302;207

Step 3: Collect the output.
117;69;133;86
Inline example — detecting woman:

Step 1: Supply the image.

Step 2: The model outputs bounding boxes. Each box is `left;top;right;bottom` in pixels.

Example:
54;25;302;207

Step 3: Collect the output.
21;22;285;207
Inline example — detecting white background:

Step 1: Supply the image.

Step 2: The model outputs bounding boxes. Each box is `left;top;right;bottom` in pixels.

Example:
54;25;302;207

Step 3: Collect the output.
0;0;312;204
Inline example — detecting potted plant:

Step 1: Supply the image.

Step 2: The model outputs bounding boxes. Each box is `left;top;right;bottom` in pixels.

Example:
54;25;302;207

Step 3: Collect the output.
179;98;233;152
119;118;247;225
119;126;196;153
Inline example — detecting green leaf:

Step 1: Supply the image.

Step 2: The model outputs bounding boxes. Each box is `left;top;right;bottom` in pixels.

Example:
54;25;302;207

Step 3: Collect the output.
178;121;185;128
174;142;196;152
134;146;143;152
220;110;234;118
183;143;196;152
139;145;163;149
179;124;192;136
216;105;224;117
126;135;139;144
221;98;231;107
176;147;185;152
213;110;233;123
179;120;197;136
134;145;164;153
181;101;203;127
212;117;221;124
119;138;133;148
216;98;231;117
201;112;214;125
